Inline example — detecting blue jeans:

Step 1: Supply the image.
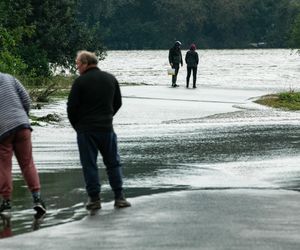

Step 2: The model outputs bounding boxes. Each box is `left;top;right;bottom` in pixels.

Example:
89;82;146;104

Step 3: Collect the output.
77;131;123;199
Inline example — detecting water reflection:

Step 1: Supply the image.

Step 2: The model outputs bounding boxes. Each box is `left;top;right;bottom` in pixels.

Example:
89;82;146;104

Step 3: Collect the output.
9;170;87;235
32;212;46;231
0;214;12;239
0;211;48;238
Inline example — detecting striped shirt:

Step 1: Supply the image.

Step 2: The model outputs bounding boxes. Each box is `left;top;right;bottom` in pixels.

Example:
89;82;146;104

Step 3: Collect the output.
0;73;31;141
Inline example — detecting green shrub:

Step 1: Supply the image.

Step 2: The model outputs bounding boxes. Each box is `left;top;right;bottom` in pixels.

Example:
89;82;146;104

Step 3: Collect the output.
279;92;300;102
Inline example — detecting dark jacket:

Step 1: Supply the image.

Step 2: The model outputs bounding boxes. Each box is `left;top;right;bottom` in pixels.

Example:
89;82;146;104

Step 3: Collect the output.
185;50;199;68
67;67;122;132
169;46;183;65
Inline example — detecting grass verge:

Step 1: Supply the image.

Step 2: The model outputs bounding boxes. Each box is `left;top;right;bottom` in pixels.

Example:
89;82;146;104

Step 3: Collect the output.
255;92;300;110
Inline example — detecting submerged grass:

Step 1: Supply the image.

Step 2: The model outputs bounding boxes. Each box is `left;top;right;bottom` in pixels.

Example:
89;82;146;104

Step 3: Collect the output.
24;75;75;102
23;75;147;103
255;91;300;111
23;75;75;124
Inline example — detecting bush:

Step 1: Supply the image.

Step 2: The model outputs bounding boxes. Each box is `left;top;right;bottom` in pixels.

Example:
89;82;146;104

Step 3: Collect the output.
0;50;28;76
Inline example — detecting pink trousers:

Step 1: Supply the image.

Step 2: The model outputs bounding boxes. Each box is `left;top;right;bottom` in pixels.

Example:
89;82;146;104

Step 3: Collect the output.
0;129;40;200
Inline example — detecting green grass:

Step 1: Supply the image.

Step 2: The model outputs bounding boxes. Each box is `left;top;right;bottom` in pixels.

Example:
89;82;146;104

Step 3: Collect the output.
23;75;75;102
255;91;300;110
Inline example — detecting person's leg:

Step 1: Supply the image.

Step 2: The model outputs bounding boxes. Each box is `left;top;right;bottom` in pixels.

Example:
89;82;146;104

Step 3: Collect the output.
13;129;46;215
171;65;176;86
77;132;100;200
0;135;14;201
174;64;179;86
186;67;192;88
97;131;130;208
193;67;198;88
13;129;40;195
172;64;180;86
97;132;123;199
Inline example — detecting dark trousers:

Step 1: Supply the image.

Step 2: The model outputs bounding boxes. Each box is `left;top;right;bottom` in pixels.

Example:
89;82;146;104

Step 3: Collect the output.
77;131;123;199
172;64;180;85
186;66;197;88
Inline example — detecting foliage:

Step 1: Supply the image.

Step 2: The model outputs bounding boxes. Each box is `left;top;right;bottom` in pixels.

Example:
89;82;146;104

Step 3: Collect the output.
279;92;300;102
23;75;75;102
289;2;300;49
77;0;299;49
0;44;28;76
0;1;33;75
0;0;105;78
255;91;300;111
21;0;105;76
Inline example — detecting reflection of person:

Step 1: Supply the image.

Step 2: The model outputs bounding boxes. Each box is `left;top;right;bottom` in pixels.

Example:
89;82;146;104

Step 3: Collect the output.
67;50;131;211
0;73;46;217
185;44;199;88
168;41;183;87
0;214;12;238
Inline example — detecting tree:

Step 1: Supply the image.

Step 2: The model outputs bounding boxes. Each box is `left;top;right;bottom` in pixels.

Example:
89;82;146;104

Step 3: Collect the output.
75;0;297;49
288;1;300;48
0;0;105;77
0;0;33;75
20;0;105;76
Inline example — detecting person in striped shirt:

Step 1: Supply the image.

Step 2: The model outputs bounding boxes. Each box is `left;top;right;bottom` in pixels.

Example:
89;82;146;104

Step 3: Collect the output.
0;72;46;218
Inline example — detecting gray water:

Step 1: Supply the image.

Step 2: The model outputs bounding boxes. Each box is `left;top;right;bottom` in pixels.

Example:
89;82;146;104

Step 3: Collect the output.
3;49;300;237
99;49;300;91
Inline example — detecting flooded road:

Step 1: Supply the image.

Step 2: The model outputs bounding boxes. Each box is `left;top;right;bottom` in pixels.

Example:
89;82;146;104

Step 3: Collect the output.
99;49;300;91
3;50;300;236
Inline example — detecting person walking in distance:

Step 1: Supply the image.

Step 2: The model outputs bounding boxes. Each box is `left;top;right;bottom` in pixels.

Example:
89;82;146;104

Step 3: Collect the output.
0;72;46;218
185;43;199;88
169;41;183;87
67;50;131;213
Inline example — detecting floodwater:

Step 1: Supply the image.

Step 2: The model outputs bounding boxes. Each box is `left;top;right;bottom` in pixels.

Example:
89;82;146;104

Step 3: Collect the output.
3;49;300;236
99;49;300;91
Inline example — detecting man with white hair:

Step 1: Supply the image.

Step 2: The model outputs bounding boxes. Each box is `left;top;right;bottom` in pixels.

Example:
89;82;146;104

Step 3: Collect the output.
67;50;131;212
